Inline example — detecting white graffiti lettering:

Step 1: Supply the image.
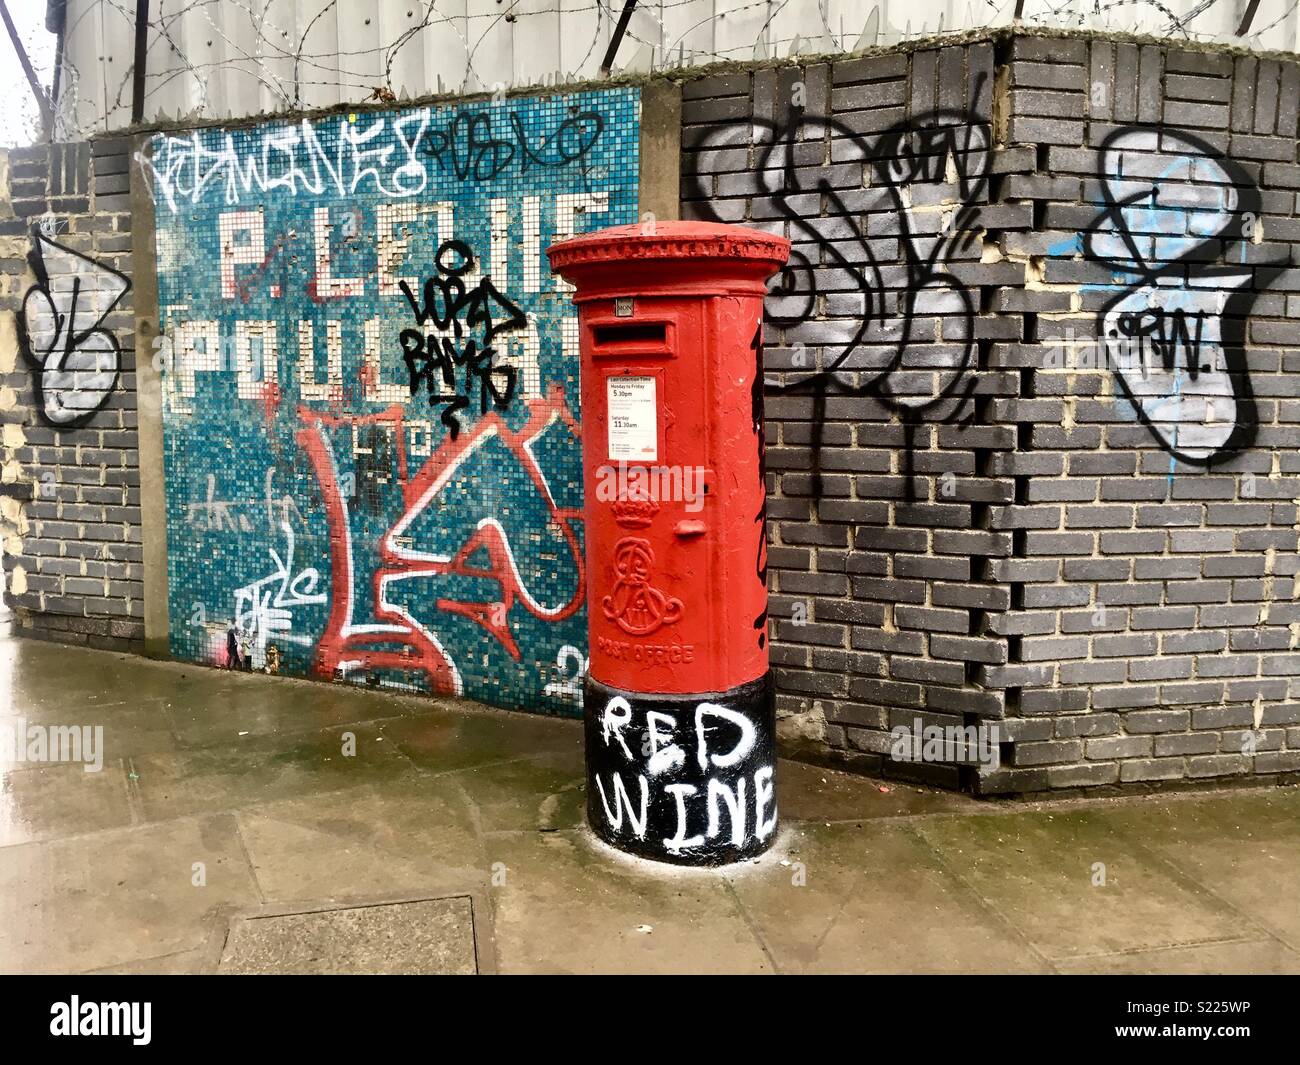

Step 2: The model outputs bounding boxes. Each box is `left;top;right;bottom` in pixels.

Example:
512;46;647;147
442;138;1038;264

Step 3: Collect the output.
232;520;328;669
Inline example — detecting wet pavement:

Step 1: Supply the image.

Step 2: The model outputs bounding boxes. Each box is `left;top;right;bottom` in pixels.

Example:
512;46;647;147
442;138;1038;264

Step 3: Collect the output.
1;637;1298;974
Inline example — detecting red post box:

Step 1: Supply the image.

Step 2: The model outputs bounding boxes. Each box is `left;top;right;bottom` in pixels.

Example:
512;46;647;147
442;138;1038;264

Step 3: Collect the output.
548;221;790;865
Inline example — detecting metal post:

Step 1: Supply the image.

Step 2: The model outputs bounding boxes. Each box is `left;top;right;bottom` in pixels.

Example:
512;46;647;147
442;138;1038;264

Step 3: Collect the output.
132;0;151;124
1237;0;1261;36
600;0;639;76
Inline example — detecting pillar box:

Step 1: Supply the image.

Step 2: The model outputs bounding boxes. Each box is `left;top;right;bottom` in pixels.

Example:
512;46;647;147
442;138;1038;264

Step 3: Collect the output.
547;221;790;865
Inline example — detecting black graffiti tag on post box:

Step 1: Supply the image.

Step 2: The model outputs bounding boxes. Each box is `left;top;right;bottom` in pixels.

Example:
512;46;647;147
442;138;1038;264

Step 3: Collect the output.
584;674;777;865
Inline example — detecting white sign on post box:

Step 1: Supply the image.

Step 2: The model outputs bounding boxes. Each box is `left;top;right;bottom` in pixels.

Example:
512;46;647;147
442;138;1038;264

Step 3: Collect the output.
607;376;657;462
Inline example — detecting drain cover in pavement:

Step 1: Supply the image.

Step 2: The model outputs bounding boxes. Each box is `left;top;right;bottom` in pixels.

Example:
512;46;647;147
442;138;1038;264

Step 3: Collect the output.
219;897;478;975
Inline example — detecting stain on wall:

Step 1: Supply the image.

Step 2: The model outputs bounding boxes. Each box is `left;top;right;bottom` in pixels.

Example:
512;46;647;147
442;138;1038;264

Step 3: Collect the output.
148;89;640;712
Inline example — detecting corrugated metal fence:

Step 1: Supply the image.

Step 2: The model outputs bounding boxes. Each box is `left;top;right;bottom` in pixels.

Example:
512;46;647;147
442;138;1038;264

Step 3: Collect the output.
53;0;1300;136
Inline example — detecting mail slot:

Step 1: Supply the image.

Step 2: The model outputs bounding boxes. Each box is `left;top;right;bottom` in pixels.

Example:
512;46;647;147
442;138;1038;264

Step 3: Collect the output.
548;221;790;865
591;321;671;353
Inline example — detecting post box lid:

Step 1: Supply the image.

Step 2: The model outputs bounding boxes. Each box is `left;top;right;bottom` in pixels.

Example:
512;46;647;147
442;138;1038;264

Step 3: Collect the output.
546;221;790;271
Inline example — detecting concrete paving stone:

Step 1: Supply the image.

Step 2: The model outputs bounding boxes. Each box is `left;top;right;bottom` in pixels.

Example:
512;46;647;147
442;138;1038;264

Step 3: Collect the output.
486;829;775;974
88;946;217;975
777;758;979;822
0;814;259;973
1099;788;1300;948
379;704;584;775
235;778;488;904
0;760;134;847
725;821;1052;973
449;747;587;835
164;677;419;749
218;897;478;975
1;698;179;763
2;638;1298;975
913;808;1245;961
1055;937;1300;975
127;721;411;821
0;641;243;710
95;703;182;759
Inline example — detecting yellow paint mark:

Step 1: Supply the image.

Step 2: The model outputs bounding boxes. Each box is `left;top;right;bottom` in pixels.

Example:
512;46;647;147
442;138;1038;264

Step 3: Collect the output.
0;311;18;375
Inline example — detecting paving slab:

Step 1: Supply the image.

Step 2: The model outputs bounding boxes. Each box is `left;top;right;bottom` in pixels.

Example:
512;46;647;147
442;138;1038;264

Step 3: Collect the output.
450;747;587;835
219;897;478;975
165;679;415;749
126;720;409;821
485;829;775;974
379;706;583;776
235;778;487;904
0;760;135;847
913;808;1245;962
0;814;259;974
88;947;219;975
777;758;979;822
724;821;1052;973
1;637;1297;975
1054;937;1300;975
1099;789;1300;949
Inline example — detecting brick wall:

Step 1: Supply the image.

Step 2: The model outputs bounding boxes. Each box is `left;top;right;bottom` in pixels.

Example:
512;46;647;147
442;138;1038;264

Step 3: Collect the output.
999;37;1300;791
5;32;1299;796
0;138;144;652
681;31;1300;793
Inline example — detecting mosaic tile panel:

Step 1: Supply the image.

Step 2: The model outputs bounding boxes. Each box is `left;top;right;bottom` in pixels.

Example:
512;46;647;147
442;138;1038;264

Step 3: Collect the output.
149;88;641;713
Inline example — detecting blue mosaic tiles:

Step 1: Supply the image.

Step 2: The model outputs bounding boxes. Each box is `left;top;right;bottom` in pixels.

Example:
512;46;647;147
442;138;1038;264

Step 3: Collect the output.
149;88;641;713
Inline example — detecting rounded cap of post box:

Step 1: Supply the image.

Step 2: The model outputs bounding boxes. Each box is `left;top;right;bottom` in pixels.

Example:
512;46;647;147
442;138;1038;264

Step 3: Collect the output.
547;220;790;296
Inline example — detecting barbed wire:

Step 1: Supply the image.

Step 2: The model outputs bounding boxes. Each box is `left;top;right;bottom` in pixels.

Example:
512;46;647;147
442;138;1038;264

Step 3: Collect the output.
37;0;1300;139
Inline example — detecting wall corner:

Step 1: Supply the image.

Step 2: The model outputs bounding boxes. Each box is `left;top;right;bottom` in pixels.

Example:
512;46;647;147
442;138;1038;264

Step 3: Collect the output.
130;135;170;659
639;80;682;222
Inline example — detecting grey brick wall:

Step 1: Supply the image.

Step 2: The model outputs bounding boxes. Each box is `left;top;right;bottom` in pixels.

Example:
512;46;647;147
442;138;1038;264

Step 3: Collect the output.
0;139;144;652
681;32;1300;793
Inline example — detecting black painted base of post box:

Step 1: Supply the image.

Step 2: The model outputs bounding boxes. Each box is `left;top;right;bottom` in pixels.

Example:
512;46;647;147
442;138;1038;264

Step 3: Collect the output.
583;672;777;866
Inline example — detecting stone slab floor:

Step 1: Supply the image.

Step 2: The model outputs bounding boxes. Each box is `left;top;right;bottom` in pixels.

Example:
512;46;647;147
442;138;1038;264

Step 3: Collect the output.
1;638;1298;975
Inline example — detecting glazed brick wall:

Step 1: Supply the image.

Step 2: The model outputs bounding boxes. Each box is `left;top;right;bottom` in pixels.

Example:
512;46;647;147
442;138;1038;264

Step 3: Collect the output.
680;32;1300;793
0;138;144;652
993;38;1300;792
